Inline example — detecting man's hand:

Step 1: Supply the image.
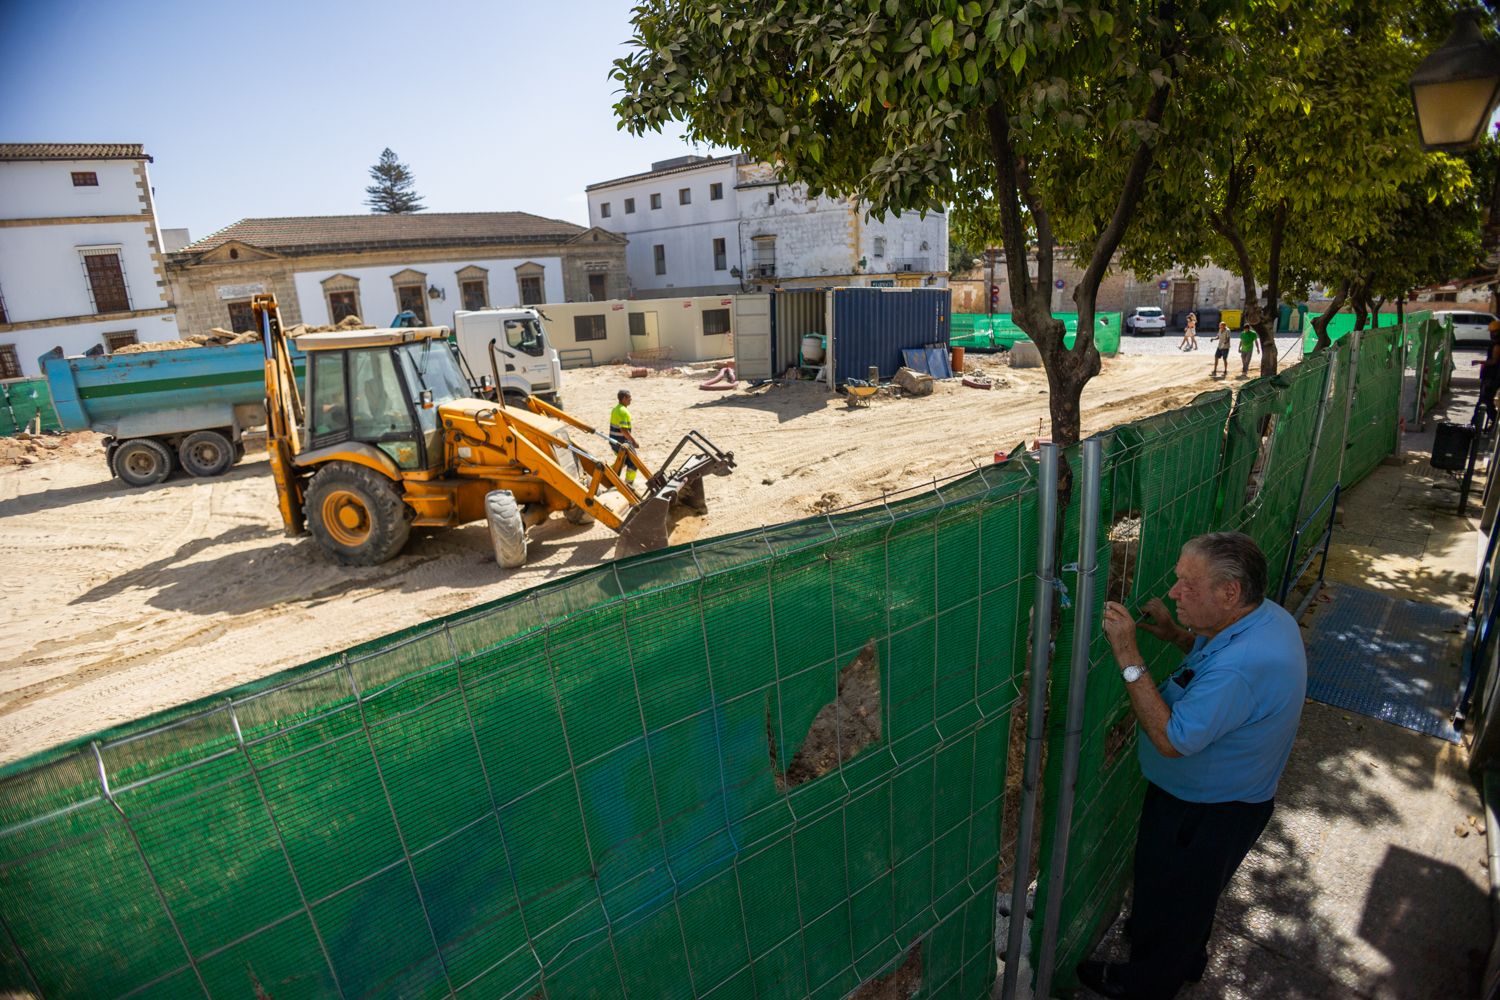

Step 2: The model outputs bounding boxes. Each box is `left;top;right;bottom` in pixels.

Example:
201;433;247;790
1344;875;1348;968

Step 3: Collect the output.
1138;597;1195;654
1102;601;1140;662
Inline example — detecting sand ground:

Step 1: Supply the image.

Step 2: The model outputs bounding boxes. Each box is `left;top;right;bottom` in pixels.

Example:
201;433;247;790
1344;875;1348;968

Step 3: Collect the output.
0;352;1242;765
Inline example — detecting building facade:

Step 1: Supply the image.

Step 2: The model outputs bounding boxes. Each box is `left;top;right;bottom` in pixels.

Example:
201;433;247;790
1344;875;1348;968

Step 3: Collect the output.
586;154;948;298
0;143;180;377
951;251;1249;318
166;214;628;335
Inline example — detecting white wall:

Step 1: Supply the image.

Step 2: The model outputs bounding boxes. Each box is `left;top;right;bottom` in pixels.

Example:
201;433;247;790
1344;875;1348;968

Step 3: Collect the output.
0;221;168;322
588;160;742;293
0;160;143;219
291;256;565;327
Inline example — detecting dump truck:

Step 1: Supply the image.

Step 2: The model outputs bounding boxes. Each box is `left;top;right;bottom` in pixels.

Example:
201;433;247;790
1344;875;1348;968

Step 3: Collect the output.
38;341;302;486
254;294;734;566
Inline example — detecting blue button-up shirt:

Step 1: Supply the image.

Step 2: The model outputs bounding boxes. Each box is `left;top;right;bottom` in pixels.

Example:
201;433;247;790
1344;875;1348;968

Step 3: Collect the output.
1138;599;1307;803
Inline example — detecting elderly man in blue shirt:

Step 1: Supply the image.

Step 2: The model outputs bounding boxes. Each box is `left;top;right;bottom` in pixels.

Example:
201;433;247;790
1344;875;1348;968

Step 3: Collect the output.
1077;531;1307;1000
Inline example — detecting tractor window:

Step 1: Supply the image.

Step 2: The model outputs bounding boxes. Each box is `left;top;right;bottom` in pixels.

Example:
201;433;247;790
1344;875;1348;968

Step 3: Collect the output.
397;339;469;467
504;318;546;357
348;348;420;468
308;352;350;446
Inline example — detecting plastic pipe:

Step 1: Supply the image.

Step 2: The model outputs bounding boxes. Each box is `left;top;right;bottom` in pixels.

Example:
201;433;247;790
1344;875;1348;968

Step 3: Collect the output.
999;443;1060;1000
1034;436;1103;998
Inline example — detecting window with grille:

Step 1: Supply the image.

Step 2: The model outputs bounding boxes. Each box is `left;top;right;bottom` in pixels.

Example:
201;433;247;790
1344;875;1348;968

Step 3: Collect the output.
328;291;360;323
227;301;254;332
751;237;776;278
653;244;667;275
702;309;731;336
713;238;727;271
81;250;130;313
0;345;19;379
518;275;544;305
461;280;489;311
573;315;607;341
710;183;723;201
103;331;137;352
71;172;98;187
396;285;428;324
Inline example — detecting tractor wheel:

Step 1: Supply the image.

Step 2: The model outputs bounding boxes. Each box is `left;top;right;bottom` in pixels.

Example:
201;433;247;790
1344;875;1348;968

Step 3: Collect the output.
485;490;528;568
178;430;235;478
305;462;411;565
113;438;173;487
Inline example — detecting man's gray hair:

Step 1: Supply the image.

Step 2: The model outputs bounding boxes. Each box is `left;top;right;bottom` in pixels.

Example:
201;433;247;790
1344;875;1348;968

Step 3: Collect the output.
1183;531;1267;607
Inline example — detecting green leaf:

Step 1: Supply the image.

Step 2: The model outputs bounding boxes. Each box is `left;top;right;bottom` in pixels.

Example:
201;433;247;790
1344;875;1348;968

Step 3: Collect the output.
963;57;978;86
1010;45;1026;76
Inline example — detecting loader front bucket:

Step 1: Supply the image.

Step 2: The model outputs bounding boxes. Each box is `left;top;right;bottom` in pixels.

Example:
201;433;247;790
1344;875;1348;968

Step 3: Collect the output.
615;430;735;558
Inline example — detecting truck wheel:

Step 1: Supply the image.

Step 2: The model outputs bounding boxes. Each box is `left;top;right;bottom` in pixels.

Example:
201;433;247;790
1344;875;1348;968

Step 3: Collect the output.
306;463;411;565
485;490;528;568
113;438;173;487
502;389;531;408
179;430;235;478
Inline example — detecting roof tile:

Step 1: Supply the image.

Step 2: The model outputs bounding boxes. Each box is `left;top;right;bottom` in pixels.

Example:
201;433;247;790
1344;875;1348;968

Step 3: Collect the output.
0;143;149;162
174;212;593;258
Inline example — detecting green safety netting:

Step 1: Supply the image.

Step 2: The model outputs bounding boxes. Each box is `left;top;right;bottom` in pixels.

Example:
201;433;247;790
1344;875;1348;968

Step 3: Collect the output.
1299;311;1402;354
0;379;61;436
0;462;1041;1000
950;314;1123;355
1343;327;1405;488
1294;340;1353;554
1028;390;1235;990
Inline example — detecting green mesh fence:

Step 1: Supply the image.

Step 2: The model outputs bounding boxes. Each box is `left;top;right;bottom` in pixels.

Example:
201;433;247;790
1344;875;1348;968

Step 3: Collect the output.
1343;327;1405;488
1420;316;1454;418
1291;341;1352;559
1028;390;1235;990
949;314;1122;355
1298;310;1401;354
0;463;1040;1000
0;379;62;436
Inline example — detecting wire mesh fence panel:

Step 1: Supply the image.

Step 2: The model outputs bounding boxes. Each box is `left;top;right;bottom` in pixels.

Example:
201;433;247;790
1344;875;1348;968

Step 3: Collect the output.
1293;340;1353;554
1216;355;1331;600
1028;390;1233;991
1343;326;1405;489
0;463;1041;1000
1422;316;1454;417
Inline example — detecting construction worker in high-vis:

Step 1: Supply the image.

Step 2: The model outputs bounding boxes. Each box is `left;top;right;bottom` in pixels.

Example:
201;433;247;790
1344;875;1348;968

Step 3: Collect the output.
609;389;640;489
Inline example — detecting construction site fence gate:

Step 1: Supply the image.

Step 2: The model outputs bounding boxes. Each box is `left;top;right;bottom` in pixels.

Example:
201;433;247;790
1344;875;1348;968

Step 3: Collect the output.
0;322;1417;1000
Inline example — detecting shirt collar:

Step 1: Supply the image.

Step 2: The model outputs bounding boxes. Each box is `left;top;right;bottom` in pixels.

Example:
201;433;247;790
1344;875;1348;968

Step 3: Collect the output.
1196;600;1267;657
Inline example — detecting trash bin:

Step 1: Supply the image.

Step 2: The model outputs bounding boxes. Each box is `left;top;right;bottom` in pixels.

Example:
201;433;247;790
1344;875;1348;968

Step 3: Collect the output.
1431;420;1475;471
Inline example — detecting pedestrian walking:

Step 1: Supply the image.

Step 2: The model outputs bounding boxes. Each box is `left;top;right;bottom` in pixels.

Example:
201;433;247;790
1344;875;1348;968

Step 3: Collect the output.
1211;322;1231;378
1238;326;1259;377
1179;312;1198;352
609;389;641;490
1077;532;1306;1000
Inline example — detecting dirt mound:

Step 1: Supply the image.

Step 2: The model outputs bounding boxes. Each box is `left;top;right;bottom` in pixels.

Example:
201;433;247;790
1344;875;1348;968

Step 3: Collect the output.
112;315;373;355
0;431;104;467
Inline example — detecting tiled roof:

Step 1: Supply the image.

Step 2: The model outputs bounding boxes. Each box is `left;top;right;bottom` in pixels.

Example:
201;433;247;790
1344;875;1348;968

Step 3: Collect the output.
0;143;150;162
586;154;741;192
173;212;594;258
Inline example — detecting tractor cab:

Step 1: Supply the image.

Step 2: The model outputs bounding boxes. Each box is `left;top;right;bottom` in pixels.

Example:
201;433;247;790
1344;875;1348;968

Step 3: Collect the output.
296;326;471;472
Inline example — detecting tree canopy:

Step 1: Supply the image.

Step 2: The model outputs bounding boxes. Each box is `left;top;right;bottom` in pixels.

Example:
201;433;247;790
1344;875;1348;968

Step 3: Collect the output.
364;148;426;214
613;1;1489;439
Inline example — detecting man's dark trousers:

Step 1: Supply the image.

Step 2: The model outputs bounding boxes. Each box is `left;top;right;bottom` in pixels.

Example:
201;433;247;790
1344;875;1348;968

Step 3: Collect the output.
1116;782;1274;999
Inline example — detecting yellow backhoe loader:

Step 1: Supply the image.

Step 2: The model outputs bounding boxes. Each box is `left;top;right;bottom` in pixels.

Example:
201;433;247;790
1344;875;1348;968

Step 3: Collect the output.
254;294;733;566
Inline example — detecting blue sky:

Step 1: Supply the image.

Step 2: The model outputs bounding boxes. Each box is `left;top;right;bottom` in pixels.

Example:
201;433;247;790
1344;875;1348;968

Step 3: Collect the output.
0;0;723;241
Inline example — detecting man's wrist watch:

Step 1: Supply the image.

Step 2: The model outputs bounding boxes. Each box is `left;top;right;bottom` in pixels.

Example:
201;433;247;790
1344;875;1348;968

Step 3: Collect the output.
1121;664;1147;684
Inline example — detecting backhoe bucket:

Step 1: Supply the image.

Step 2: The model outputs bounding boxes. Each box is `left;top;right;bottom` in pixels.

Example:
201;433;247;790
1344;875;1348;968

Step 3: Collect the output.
615;431;735;558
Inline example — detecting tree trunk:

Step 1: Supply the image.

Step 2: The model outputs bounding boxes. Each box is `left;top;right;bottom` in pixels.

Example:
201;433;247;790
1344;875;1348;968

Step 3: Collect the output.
1258;203;1288;377
1311;280;1350;354
1352;283;1370;332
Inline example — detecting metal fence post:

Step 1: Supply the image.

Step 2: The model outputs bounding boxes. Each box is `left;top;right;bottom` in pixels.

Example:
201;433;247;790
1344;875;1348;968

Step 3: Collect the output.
1000;443;1060;1000
1034;436;1103;998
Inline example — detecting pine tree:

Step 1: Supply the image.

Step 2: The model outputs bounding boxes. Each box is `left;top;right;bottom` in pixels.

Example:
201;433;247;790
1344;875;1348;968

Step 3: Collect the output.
364;148;425;214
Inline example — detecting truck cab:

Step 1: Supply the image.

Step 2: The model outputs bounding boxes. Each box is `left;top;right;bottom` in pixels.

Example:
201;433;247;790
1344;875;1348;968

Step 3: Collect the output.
451;308;564;408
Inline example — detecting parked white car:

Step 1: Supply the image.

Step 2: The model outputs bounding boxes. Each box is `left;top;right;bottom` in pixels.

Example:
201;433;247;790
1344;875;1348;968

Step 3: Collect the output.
1125;306;1168;336
1433;309;1497;347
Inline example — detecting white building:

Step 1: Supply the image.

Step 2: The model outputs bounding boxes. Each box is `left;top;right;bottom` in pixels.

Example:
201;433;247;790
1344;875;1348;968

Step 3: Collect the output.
585;154;948;298
0;143;180;377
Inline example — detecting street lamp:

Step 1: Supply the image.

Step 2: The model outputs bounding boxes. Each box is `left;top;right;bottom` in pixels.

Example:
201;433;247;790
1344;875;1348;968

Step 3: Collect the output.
1409;8;1500;151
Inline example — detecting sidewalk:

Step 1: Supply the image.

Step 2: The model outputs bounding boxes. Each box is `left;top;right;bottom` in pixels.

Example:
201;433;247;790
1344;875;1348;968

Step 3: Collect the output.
1080;363;1492;998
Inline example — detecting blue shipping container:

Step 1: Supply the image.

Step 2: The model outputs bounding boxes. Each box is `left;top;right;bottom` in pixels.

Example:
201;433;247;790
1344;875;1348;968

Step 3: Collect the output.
829;287;951;384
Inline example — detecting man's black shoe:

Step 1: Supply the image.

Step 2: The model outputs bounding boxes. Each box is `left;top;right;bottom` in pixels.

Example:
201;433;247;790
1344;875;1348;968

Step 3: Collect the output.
1076;960;1133;999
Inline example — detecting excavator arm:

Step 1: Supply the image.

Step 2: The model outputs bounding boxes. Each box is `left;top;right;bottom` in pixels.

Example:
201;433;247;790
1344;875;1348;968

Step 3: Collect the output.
254;294;308;537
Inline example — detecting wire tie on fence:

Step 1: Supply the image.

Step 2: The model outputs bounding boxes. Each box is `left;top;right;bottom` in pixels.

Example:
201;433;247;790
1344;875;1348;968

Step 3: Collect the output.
1051;577;1073;610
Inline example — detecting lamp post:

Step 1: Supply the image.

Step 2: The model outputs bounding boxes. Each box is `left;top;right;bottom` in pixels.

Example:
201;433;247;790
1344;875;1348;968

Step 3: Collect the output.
1409;8;1500;151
